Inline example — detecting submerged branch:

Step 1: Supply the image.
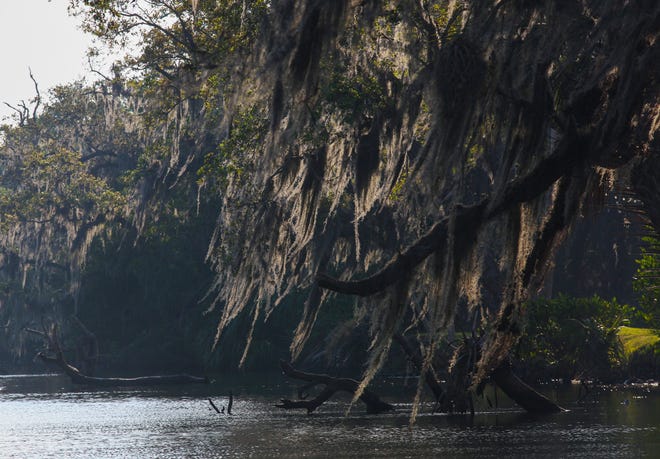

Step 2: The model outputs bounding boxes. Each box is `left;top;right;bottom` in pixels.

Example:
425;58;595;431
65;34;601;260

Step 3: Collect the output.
38;351;208;386
31;325;208;387
276;361;394;414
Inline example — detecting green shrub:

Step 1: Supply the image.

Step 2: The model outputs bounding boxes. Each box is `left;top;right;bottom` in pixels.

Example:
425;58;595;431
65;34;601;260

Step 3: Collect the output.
618;326;660;379
517;295;634;382
633;232;660;328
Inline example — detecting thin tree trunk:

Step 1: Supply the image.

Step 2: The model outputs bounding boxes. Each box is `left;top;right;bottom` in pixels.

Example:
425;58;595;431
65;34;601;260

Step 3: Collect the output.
393;333;445;403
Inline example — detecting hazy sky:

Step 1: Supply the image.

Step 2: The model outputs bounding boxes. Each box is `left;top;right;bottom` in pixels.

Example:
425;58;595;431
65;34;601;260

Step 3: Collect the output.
0;1;95;121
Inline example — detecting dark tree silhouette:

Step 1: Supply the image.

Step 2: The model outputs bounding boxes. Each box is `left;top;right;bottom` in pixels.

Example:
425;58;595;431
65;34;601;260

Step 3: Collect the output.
204;0;659;411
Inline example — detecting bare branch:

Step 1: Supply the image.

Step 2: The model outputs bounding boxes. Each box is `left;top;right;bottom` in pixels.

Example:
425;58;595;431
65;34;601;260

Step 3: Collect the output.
28;67;41;121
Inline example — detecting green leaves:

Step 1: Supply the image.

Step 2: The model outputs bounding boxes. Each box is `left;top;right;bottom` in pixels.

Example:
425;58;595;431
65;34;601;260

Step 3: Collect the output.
197;105;267;193
322;71;389;123
634;232;660;328
519;295;635;380
0;146;125;225
70;0;268;80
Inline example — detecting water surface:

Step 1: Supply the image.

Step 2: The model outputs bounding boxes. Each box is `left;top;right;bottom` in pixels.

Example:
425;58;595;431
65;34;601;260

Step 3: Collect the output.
0;374;657;458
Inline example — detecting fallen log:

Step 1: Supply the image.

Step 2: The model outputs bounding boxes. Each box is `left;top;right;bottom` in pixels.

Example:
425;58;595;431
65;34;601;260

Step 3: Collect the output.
37;352;208;386
276;360;394;414
31;324;208;387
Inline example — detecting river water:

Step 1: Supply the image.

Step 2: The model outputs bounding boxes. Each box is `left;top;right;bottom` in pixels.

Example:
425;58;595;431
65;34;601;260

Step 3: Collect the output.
0;373;657;458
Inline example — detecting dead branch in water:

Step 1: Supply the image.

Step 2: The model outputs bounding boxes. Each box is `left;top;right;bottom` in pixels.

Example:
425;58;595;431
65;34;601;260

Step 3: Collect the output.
276;360;394;414
28;323;208;387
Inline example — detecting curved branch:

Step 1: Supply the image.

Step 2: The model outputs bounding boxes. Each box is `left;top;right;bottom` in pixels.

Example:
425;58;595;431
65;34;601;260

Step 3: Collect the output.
318;217;449;296
317;131;586;296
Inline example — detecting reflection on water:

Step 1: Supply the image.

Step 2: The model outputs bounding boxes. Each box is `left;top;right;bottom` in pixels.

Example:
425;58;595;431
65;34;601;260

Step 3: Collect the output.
0;374;657;458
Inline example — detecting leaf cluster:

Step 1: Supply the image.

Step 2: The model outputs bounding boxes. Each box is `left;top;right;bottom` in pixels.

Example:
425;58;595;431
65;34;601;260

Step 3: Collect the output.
197;105;268;193
0;146;124;225
518;295;635;381
634;232;660;328
70;0;268;81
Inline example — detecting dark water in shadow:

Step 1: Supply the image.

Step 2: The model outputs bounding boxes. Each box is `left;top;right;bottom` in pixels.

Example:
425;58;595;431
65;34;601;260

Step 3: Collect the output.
0;374;657;458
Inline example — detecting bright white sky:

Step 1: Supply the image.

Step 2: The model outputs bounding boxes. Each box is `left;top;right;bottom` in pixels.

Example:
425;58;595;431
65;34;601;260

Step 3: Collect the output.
0;0;96;122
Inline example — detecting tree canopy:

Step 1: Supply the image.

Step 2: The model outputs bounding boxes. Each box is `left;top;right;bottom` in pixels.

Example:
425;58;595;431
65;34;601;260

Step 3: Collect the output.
0;0;657;408
199;0;659;397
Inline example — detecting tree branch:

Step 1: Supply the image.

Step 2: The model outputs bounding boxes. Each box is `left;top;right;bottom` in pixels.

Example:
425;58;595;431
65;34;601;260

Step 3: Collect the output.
28;68;41;121
276;361;394;414
317;130;587;296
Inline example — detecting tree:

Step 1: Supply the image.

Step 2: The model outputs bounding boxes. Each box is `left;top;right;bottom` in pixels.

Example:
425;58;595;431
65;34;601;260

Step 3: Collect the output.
8;0;650;409
0;0;249;370
0;99;125;367
199;0;658;412
0;72;221;371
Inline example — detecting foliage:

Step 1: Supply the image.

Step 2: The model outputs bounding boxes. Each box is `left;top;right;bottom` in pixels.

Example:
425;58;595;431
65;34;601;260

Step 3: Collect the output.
517;295;635;381
0;146;124;224
633;232;660;328
321;71;389;123
618;326;660;358
618;326;660;379
197;105;268;193
69;0;267;80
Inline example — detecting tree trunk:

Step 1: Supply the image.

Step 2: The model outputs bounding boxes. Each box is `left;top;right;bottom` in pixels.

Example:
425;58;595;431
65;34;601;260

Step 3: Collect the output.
491;361;564;413
394;332;564;414
393;333;445;404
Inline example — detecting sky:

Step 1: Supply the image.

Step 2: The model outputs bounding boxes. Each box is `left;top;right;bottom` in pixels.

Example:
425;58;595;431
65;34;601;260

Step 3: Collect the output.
0;1;96;122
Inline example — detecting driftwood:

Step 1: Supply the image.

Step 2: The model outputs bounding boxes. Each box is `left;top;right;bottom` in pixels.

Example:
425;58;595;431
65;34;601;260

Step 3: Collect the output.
28;324;207;387
276;361;394;414
209;398;222;413
209;395;232;414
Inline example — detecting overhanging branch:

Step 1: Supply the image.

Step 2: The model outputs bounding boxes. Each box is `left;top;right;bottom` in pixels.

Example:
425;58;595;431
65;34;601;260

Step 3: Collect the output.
317;131;586;296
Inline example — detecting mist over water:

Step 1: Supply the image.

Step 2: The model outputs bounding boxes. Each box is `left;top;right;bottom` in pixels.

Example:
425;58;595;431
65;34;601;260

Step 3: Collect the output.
0;374;657;458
